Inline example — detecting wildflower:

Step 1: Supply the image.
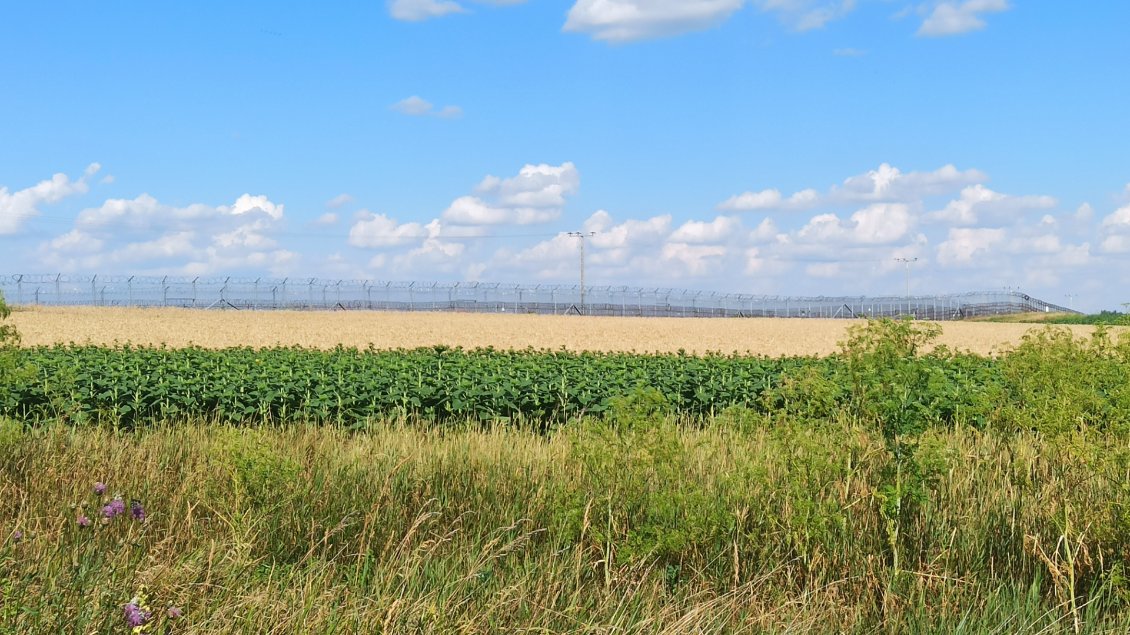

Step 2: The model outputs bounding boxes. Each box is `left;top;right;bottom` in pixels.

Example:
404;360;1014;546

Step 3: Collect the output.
77;515;92;528
102;496;126;519
167;606;183;619
10;530;22;543
94;482;107;496
130;500;146;522
123;601;150;628
124;586;152;631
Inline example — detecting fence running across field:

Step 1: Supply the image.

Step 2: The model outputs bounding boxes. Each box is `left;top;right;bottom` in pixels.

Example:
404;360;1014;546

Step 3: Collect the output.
0;274;1075;320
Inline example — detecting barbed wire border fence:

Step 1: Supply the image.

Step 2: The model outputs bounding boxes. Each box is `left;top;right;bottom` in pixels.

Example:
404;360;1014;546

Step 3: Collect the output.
0;273;1076;320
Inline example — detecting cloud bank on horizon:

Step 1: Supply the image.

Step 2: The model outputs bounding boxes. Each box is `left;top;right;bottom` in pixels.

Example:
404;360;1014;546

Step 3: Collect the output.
6;160;1124;308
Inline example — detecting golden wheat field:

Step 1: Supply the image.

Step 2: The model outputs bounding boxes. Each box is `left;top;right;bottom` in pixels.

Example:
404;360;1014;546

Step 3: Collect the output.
8;305;1117;356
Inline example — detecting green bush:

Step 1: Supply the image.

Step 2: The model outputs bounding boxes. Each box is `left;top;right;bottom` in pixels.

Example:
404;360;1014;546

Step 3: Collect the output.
0;293;34;415
997;326;1130;434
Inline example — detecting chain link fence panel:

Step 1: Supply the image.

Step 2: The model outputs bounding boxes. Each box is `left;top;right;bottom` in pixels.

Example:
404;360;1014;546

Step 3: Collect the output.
0;274;1075;320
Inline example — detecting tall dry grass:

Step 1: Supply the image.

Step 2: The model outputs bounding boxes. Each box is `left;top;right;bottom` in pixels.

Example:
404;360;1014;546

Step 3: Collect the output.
3;417;1130;633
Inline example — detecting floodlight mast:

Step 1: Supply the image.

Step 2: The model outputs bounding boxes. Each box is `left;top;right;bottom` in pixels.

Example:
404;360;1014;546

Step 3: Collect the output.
894;257;918;300
567;231;596;314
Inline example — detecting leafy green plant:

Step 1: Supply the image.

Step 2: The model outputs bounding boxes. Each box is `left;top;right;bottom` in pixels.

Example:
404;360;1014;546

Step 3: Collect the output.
994;326;1130;435
0;291;19;344
4;344;787;426
760;359;845;422
839;319;948;602
209;427;302;507
0;293;34;415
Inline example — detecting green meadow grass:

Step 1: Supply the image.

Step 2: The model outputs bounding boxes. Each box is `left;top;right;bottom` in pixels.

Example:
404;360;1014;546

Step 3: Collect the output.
3;417;1130;634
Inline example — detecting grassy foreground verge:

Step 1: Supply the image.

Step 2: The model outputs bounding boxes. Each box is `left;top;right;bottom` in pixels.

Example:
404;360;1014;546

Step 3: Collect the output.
4;417;1130;633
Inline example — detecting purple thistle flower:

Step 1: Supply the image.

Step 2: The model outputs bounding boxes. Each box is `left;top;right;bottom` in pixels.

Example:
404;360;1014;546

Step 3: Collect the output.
77;515;91;528
10;530;22;543
102;496;126;519
167;606;183;619
123;602;150;628
130;500;146;522
94;482;107;496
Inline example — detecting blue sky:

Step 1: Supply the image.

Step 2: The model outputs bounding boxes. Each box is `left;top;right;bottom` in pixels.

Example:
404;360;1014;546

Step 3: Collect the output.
2;1;1128;310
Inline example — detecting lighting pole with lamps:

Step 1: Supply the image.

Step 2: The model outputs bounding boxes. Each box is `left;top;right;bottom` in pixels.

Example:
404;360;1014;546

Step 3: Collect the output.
894;257;918;315
894;257;918;299
567;231;595;314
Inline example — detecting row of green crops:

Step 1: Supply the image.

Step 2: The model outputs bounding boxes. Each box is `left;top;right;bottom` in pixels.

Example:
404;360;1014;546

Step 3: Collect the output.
4;322;1130;431
0;343;995;428
6;344;818;426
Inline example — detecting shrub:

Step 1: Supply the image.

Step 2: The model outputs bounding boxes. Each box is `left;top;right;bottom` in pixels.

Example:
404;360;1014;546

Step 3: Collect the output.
0;293;33;415
996;326;1130;434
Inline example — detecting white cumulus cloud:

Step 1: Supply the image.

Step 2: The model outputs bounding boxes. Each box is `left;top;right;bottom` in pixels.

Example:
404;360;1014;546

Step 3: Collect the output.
918;0;1011;37
228;193;284;220
936;227;1006;265
325;193;354;209
564;0;745;42
718;187;818;211
389;0;467;21
669;216;742;243
796;203;912;245
752;0;857;31
720;163;984;213
660;242;727;275
832;163;987;203
388;0;525;22
443;162;580;225
927;185;1057;225
1100;204;1130;231
563;0;859;41
1098;203;1130;253
0;164;99;235
391;96;463;118
348;212;429;247
41;192;294;275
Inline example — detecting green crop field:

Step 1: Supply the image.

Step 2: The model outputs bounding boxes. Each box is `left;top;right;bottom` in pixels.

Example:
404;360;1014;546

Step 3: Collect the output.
4;295;1130;633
